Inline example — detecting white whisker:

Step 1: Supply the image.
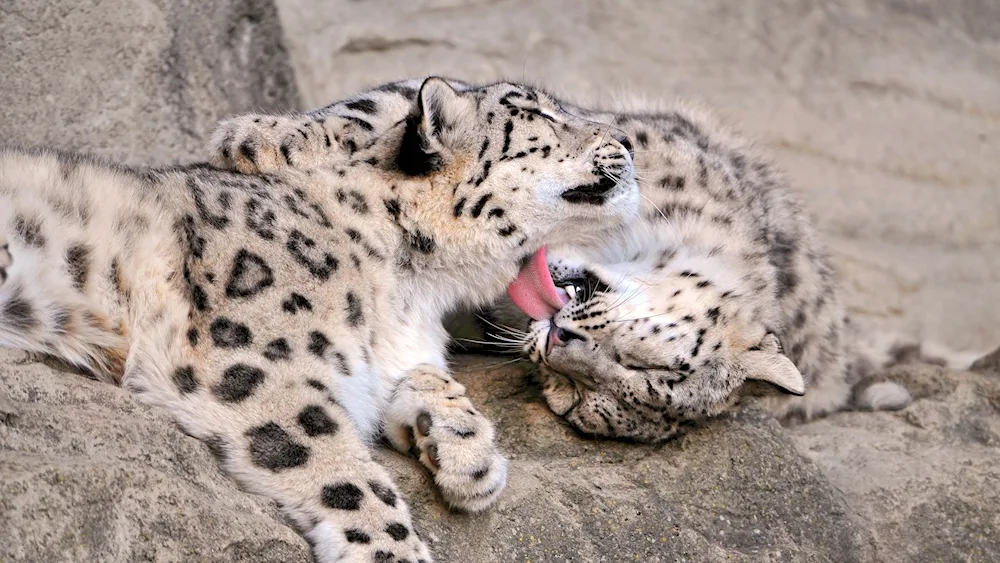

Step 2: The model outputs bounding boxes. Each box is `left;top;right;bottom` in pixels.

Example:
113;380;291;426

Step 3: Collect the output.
475;315;528;339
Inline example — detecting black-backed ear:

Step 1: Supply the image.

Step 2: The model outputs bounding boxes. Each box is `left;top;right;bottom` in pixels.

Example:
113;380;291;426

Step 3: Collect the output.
738;333;806;396
418;77;463;147
394;77;465;176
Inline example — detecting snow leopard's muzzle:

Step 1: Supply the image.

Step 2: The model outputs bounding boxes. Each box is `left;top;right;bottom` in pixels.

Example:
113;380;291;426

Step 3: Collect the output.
560;134;635;206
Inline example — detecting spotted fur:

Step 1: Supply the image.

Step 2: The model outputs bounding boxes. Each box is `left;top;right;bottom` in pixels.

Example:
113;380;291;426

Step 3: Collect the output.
480;102;922;441
0;77;638;561
209;78;917;444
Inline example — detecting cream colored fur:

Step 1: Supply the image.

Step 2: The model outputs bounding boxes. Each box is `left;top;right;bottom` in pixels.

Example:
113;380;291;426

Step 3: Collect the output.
206;77;947;444
0;78;638;561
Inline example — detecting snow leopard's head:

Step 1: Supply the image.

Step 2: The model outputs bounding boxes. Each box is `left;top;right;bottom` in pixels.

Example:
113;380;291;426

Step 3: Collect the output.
509;241;805;443
353;77;641;309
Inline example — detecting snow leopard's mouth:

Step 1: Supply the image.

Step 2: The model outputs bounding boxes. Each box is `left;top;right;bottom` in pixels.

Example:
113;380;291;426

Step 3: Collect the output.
507;246;569;321
560;176;621;205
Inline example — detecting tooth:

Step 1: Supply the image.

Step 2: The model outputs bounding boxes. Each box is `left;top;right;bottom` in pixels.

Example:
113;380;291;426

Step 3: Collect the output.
563;285;576;299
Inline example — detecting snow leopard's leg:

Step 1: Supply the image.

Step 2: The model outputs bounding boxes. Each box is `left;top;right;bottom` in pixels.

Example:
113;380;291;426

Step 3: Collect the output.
208;113;367;174
145;358;433;563
207;80;431;175
384;364;508;512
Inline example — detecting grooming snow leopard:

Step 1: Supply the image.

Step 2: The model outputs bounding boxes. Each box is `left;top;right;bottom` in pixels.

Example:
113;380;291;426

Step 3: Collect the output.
208;77;923;443
0;78;638;561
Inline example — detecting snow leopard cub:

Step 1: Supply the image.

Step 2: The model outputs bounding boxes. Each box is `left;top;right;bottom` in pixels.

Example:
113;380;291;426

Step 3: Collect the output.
0;77;638;561
209;78;911;443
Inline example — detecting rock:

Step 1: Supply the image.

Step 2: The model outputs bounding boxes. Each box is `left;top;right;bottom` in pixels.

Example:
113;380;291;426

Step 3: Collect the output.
970;345;1000;375
787;364;1000;562
1;350;875;562
0;0;299;165
383;357;875;562
0;349;310;562
5;352;999;562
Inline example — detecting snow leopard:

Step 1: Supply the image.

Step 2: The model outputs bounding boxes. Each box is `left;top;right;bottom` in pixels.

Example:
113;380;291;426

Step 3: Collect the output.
0;77;638;561
208;77;915;443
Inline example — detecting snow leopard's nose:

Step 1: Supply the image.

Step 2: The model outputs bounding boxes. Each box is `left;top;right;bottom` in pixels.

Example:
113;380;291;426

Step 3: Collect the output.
615;135;634;159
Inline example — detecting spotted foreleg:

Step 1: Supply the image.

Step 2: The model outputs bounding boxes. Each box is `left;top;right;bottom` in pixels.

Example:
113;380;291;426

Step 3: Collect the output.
155;363;432;563
384;364;508;513
208;113;367;174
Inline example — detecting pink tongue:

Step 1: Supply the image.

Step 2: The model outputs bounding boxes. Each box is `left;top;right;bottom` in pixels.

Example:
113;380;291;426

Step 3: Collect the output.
507;246;570;321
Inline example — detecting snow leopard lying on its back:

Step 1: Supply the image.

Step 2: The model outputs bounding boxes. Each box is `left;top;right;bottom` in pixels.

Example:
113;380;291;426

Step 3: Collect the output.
209;77;913;443
0;78;638;561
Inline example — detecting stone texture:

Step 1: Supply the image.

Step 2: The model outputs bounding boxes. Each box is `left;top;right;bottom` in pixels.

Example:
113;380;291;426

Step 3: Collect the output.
788;363;1000;562
386;357;877;562
0;0;299;165
5;351;999;562
1;350;877;562
3;0;1000;561
0;349;310;562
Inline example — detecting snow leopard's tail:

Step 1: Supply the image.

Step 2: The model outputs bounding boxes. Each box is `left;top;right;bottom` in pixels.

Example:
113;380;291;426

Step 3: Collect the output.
0;147;189;386
0;148;142;383
847;329;986;412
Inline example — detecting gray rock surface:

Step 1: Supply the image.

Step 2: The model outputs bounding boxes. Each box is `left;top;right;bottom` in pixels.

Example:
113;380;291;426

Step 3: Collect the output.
388;357;878;562
0;349;310;562
2;0;1000;562
5;351;998;562
788;364;1000;562
0;0;299;165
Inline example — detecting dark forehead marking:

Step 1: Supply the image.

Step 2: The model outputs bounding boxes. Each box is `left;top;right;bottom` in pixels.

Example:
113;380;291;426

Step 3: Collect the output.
501;120;514;154
498;89;526;105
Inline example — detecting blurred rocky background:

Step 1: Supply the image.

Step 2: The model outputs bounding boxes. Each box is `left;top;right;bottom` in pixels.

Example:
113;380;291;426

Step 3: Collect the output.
1;0;998;561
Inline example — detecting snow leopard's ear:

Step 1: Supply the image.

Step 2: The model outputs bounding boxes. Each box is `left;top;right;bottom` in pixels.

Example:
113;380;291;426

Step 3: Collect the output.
418;77;465;147
738;333;806;396
396;77;470;175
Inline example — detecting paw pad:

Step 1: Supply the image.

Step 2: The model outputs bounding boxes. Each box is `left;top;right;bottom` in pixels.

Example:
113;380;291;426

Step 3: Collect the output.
424;443;439;470
416;411;432;435
410;403;507;513
0;242;11;284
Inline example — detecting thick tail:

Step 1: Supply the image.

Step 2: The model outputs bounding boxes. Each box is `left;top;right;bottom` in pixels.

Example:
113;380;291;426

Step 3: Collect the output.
0;227;129;384
847;332;985;412
0;148;181;385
